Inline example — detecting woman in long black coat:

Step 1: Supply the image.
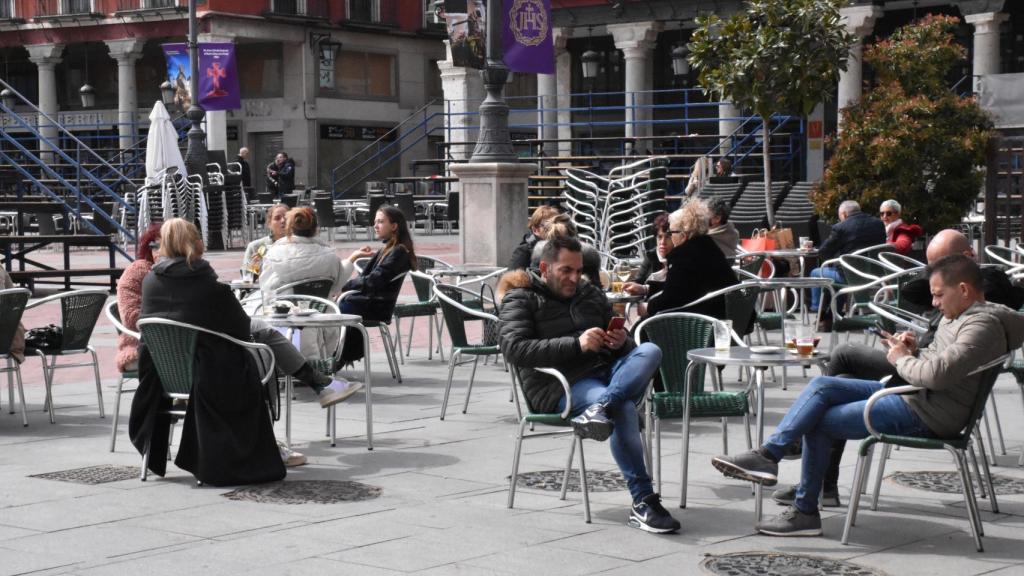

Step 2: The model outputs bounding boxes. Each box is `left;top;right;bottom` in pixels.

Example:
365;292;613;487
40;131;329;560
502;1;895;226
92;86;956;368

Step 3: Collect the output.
129;218;284;485
645;199;738;319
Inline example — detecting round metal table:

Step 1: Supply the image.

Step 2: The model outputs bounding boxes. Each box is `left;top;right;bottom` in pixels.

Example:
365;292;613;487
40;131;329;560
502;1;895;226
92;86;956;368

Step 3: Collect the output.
260;312;374;450
686;346;829;523
605;291;644;305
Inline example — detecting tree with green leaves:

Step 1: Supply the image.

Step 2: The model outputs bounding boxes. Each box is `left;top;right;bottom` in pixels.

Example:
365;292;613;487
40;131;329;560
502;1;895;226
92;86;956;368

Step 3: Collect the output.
812;15;995;233
688;0;853;227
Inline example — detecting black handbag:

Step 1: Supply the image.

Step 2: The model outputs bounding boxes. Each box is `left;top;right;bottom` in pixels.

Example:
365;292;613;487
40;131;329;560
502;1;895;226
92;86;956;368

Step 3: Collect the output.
25;324;63;350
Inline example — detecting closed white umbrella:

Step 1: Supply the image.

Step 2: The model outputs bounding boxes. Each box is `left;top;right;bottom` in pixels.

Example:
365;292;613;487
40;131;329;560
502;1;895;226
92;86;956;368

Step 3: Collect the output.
144;101;186;187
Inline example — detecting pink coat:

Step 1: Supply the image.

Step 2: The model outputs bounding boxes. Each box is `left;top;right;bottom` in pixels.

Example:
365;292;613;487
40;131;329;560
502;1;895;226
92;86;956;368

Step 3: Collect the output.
115;259;152;372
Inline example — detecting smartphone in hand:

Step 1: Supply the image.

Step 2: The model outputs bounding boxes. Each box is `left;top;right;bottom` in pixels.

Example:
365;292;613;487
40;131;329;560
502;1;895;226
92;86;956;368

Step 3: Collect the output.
607;316;626;332
865;325;891;339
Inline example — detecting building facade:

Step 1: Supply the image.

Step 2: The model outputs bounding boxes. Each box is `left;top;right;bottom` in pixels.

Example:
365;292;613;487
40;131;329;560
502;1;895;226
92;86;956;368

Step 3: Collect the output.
0;0;447;192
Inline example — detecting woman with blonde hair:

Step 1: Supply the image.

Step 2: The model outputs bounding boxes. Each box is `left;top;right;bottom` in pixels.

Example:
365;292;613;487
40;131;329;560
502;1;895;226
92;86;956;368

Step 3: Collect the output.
131;218;285;484
645;199;737;318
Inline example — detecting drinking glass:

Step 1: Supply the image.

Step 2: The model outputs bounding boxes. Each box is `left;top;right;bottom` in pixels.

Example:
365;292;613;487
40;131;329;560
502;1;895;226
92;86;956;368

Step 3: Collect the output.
261;288;276;316
714;319;733;352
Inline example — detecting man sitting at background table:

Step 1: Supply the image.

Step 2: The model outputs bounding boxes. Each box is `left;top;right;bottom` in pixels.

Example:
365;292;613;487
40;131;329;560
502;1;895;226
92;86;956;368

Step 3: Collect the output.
808;200;886;317
711;254;1024;537
771;228;1024;508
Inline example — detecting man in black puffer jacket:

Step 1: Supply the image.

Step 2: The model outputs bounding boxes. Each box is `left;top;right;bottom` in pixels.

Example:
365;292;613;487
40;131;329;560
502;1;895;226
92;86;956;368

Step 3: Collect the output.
499;235;680;534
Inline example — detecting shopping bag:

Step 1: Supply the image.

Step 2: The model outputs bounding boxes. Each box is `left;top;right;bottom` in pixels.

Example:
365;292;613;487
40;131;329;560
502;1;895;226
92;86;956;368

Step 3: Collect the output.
766;226;795;249
740;229;776;253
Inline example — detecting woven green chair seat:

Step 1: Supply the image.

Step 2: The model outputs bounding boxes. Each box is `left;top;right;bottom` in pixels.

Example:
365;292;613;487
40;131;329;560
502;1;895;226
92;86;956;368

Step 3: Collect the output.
456;344;499;356
122;370;139;379
525;413;572;427
858;432;965;457
756;312;796;331
393;301;439;317
833;314;880;332
651;391;749;420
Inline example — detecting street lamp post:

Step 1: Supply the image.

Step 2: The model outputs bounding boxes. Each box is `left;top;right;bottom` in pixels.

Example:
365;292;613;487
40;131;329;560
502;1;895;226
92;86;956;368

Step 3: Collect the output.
468;0;516;163
183;0;207;182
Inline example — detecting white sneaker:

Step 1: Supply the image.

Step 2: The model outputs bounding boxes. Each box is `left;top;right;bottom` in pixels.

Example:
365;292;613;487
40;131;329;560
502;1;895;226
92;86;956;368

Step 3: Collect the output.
277;441;307;467
318;379;364;408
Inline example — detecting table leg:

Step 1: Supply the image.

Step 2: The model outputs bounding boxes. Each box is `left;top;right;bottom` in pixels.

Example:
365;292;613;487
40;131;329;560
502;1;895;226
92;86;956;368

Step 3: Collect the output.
285;327;295;448
358;324;374;450
777;289;788;391
754;367;765;523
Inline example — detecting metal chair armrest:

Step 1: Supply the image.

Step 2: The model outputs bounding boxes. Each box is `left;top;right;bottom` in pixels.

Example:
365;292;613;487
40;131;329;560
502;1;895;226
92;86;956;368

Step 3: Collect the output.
536;367;574;420
864;385;922;438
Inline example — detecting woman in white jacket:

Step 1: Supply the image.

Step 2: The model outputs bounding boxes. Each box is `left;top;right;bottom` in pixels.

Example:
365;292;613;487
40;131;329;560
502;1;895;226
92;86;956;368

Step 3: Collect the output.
259;207;371;357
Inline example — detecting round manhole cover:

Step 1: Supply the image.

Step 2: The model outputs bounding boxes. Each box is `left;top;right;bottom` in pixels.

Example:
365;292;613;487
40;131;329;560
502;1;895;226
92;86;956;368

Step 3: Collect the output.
222;480;381;504
701;552;885;576
515;469;627;492
889;471;1024;495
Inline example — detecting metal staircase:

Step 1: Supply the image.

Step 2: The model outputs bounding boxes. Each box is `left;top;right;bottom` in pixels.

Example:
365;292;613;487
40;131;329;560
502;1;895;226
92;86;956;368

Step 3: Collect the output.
0;78;139;259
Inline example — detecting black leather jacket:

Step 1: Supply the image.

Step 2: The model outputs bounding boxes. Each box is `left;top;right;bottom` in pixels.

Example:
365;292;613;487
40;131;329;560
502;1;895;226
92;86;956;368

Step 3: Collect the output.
499;272;635;413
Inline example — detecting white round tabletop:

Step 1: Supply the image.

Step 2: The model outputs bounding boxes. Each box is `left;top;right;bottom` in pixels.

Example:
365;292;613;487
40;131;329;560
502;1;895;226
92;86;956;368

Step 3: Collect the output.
258;312;363;328
687;346;829;368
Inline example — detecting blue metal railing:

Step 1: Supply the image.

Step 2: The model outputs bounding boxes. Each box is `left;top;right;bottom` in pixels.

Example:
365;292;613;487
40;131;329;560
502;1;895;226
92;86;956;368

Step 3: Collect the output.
329;87;806;197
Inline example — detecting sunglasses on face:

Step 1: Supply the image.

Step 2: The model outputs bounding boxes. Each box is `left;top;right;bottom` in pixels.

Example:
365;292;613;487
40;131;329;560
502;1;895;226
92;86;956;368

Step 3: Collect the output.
879;210;895;216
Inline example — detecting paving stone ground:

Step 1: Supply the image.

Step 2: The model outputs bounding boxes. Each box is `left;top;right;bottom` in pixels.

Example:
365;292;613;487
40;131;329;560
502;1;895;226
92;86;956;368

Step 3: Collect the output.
2;233;1024;575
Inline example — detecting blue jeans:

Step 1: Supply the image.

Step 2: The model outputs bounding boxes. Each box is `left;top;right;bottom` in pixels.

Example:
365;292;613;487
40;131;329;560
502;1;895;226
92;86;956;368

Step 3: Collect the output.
809;266;844;311
763;376;933;514
557;342;662;503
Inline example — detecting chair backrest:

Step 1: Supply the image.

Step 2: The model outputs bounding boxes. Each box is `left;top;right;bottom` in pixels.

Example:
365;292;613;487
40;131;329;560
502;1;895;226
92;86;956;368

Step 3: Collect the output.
960;353;1014;439
314;198;335;228
103;299;140;339
367;194;387;219
57;290;109;351
137;319;198;396
285;277;334;299
634;312;715;396
280;194;298;208
725;285;759;337
0;288;30;356
434;283;496;349
257;192;274;204
394;193;415;224
409;270;436;303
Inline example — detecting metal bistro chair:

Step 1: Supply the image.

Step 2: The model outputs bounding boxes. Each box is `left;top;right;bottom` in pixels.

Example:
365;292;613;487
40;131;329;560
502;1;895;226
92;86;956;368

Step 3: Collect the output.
136;317;276;482
507;364;594;523
634;312;751;507
433;283;520;420
275;277;335;299
24;289;108;424
842;353;1012;552
393;270;444;362
105;301;141;451
338;272;407;382
1;288;31;426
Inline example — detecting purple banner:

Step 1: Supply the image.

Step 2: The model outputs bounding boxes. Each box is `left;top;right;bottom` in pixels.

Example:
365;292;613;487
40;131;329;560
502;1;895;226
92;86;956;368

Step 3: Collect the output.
197;43;240;111
503;0;553;74
162;42;241;111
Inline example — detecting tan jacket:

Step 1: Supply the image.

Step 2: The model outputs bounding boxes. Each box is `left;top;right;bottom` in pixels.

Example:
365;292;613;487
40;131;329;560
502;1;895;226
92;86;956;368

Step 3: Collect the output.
897;302;1024;438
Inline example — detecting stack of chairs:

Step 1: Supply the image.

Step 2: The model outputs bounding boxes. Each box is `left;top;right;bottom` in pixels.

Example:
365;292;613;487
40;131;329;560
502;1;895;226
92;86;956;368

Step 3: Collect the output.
729;181;789;237
563;157;669;266
775;181;820;244
698;181;745;207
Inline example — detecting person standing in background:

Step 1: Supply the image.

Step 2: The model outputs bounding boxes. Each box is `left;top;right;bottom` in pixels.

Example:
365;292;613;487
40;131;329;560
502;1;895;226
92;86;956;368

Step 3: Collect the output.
237;147;252;197
266;152;295;199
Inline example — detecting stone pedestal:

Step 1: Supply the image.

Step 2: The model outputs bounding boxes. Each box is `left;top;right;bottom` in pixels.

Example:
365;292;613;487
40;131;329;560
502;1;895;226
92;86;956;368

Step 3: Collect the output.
449;162;535;266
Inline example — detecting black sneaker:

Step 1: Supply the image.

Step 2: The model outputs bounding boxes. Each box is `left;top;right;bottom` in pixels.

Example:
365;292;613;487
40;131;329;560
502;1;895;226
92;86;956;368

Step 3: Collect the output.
756;505;822;537
571;402;613;442
711;450;779;486
628;493;680;534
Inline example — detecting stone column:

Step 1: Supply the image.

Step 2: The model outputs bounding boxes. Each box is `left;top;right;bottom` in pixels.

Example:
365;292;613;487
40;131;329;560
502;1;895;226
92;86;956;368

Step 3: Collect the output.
105;38;145;151
450;162;535;265
608;22;661;146
965;11;1008;93
554;28;573;157
438;41;485;166
837;5;882;128
718;101;740;155
26;43;64;162
535;71;556;153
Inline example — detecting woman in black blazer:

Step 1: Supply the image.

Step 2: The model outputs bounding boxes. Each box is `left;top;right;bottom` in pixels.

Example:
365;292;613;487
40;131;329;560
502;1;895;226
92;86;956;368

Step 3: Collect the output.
645;199;738;319
338;205;416;362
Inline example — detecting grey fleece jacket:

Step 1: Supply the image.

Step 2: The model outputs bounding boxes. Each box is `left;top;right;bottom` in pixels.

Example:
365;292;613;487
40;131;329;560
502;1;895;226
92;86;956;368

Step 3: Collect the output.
897;302;1024;438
